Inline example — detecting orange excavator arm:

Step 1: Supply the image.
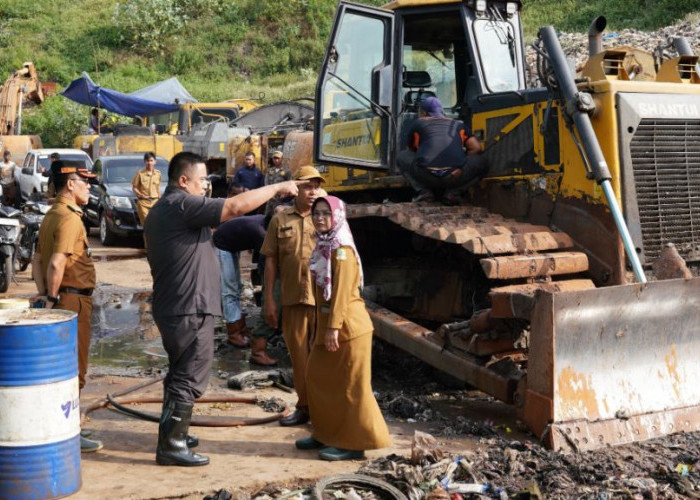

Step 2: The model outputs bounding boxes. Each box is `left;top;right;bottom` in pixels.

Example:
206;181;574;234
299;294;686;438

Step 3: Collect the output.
0;62;44;135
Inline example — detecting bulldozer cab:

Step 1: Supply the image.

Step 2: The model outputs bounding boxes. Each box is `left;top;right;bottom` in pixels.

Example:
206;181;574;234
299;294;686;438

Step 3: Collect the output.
314;0;525;172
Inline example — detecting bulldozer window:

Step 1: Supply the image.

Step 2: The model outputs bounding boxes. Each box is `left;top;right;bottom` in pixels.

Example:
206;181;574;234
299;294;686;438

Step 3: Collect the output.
401;13;465;115
319;12;387;163
473;19;519;92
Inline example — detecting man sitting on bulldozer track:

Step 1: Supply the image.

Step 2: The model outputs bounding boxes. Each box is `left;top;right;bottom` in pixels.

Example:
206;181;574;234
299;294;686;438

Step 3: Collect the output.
397;97;487;204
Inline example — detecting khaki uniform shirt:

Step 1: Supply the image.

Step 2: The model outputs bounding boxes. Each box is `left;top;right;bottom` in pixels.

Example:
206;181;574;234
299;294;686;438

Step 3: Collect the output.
260;206;316;307
313;246;372;346
132;168;162;205
37;198;96;289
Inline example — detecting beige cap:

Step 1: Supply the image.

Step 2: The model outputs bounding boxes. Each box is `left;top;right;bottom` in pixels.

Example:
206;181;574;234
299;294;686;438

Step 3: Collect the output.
293;165;325;183
272;151;283;158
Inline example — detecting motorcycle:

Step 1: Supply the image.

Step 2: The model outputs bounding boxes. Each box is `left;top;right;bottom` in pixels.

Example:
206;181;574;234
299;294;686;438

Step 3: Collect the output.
16;200;50;273
0;204;21;292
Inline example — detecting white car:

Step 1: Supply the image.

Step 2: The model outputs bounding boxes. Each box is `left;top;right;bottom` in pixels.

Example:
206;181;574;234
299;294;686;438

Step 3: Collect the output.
17;149;93;202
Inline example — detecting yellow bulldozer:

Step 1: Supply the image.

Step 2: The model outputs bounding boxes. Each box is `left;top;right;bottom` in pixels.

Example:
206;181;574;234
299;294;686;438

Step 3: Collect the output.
293;0;700;452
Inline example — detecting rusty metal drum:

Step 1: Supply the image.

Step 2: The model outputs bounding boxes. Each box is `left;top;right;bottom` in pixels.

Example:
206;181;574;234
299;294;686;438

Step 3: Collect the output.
0;309;81;499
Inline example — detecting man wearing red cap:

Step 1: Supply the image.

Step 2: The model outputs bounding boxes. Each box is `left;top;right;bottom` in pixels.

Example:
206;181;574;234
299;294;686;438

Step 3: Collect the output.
397;96;487;204
32;161;103;453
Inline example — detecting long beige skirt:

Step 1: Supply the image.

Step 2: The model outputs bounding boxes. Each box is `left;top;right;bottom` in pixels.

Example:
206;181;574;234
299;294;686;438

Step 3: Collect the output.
306;333;390;451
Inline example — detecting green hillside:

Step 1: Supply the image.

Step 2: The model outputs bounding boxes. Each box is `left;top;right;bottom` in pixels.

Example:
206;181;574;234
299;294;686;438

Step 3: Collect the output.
1;0;697;146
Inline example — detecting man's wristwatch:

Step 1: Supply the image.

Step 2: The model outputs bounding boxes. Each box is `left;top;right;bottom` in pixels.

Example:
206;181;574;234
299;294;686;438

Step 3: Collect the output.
46;294;60;304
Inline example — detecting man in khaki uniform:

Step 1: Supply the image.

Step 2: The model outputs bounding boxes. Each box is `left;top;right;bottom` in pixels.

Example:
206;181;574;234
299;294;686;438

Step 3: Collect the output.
261;165;325;426
132;152;162;227
32;161;103;453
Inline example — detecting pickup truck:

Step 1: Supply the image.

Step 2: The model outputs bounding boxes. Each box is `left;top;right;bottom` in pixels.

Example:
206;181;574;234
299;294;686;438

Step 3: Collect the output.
17;149;93;202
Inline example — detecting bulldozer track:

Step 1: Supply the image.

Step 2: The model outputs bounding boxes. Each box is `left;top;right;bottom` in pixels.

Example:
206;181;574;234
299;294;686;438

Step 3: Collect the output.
347;201;595;322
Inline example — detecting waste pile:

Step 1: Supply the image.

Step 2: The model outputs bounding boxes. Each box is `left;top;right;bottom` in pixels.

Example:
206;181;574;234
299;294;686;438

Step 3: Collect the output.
246;429;700;499
358;430;700;499
525;18;700;87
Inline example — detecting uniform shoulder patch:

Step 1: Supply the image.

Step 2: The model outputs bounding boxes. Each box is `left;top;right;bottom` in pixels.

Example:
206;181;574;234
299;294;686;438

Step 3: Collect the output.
336;248;347;261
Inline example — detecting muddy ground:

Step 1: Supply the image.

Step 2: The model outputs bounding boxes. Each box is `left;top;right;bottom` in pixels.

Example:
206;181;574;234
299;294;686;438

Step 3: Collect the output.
3;233;699;499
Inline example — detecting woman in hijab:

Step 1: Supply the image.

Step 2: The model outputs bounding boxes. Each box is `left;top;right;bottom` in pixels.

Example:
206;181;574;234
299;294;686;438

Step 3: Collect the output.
294;195;390;461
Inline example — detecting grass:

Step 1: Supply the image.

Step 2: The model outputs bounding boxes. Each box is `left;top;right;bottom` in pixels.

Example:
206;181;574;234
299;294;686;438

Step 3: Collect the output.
521;0;700;37
2;0;697;146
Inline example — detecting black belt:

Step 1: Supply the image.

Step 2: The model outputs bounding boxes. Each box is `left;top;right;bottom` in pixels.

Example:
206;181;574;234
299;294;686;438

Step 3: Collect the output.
59;286;94;297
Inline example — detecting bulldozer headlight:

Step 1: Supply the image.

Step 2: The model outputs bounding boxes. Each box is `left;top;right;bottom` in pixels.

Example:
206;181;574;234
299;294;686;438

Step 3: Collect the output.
476;0;487;14
506;2;517;16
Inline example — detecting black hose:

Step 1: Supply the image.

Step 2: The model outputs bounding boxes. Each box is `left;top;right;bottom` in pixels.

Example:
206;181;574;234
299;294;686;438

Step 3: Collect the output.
84;376;289;427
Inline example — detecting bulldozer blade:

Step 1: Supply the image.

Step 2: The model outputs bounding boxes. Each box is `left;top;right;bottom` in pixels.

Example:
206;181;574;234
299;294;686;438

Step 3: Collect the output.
525;278;700;452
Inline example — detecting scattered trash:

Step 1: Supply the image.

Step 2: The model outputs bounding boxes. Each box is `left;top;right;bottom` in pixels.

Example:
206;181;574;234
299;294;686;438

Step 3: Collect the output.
675;463;692;476
355;431;700;499
256;396;287;413
203;489;232;500
411;431;444;465
314;473;408;500
227;368;294;391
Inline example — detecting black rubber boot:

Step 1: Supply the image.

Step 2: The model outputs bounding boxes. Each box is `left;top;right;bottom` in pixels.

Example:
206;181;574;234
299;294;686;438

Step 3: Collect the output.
161;393;199;448
156;400;209;467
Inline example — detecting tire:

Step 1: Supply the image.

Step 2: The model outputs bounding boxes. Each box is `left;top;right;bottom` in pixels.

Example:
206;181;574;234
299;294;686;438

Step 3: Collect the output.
315;474;408;500
15;252;29;272
0;254;12;293
99;213;118;246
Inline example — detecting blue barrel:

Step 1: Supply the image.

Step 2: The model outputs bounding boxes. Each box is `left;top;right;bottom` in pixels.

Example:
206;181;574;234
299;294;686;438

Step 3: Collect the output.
0;309;81;499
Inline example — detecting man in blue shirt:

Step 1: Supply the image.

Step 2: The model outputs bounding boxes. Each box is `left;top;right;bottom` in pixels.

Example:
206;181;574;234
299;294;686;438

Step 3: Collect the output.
229;152;264;193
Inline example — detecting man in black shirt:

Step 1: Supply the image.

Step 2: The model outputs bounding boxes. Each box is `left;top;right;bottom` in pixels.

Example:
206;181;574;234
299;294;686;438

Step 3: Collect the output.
397;97;487;204
145;152;299;467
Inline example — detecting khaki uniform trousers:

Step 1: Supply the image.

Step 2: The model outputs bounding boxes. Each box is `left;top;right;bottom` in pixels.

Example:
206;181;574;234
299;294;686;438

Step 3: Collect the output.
136;199;157;227
281;304;315;408
57;293;92;391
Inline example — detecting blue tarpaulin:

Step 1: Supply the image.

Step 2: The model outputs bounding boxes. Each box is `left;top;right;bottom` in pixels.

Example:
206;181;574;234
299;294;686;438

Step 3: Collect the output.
61;72;179;117
129;77;197;104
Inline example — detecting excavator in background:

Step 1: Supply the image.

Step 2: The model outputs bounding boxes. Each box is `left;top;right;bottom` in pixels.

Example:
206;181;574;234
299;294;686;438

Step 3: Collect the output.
293;0;700;452
75;100;259;162
183;100;313;197
0;62;43;163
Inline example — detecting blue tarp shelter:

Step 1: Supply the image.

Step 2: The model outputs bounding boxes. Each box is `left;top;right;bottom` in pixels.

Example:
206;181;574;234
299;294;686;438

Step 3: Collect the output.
61;72;179;117
129;77;197;104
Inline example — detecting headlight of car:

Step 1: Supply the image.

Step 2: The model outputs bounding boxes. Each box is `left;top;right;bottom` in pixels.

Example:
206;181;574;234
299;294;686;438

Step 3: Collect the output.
108;196;132;209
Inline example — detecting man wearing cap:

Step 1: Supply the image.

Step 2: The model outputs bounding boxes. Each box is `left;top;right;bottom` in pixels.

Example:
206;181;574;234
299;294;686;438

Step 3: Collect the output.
31;161;104;453
260;165;325;425
266;151;289;185
397;96;487;204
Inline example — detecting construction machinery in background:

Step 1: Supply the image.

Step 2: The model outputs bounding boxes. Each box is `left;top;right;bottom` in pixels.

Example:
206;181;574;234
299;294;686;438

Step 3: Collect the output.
0;62;44;163
76;100;262;169
297;0;700;451
182;100;313;196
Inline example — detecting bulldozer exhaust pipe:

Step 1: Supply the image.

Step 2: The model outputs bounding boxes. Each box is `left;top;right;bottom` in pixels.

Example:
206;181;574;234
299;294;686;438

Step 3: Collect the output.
588;16;607;57
672;37;694;56
539;26;646;284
